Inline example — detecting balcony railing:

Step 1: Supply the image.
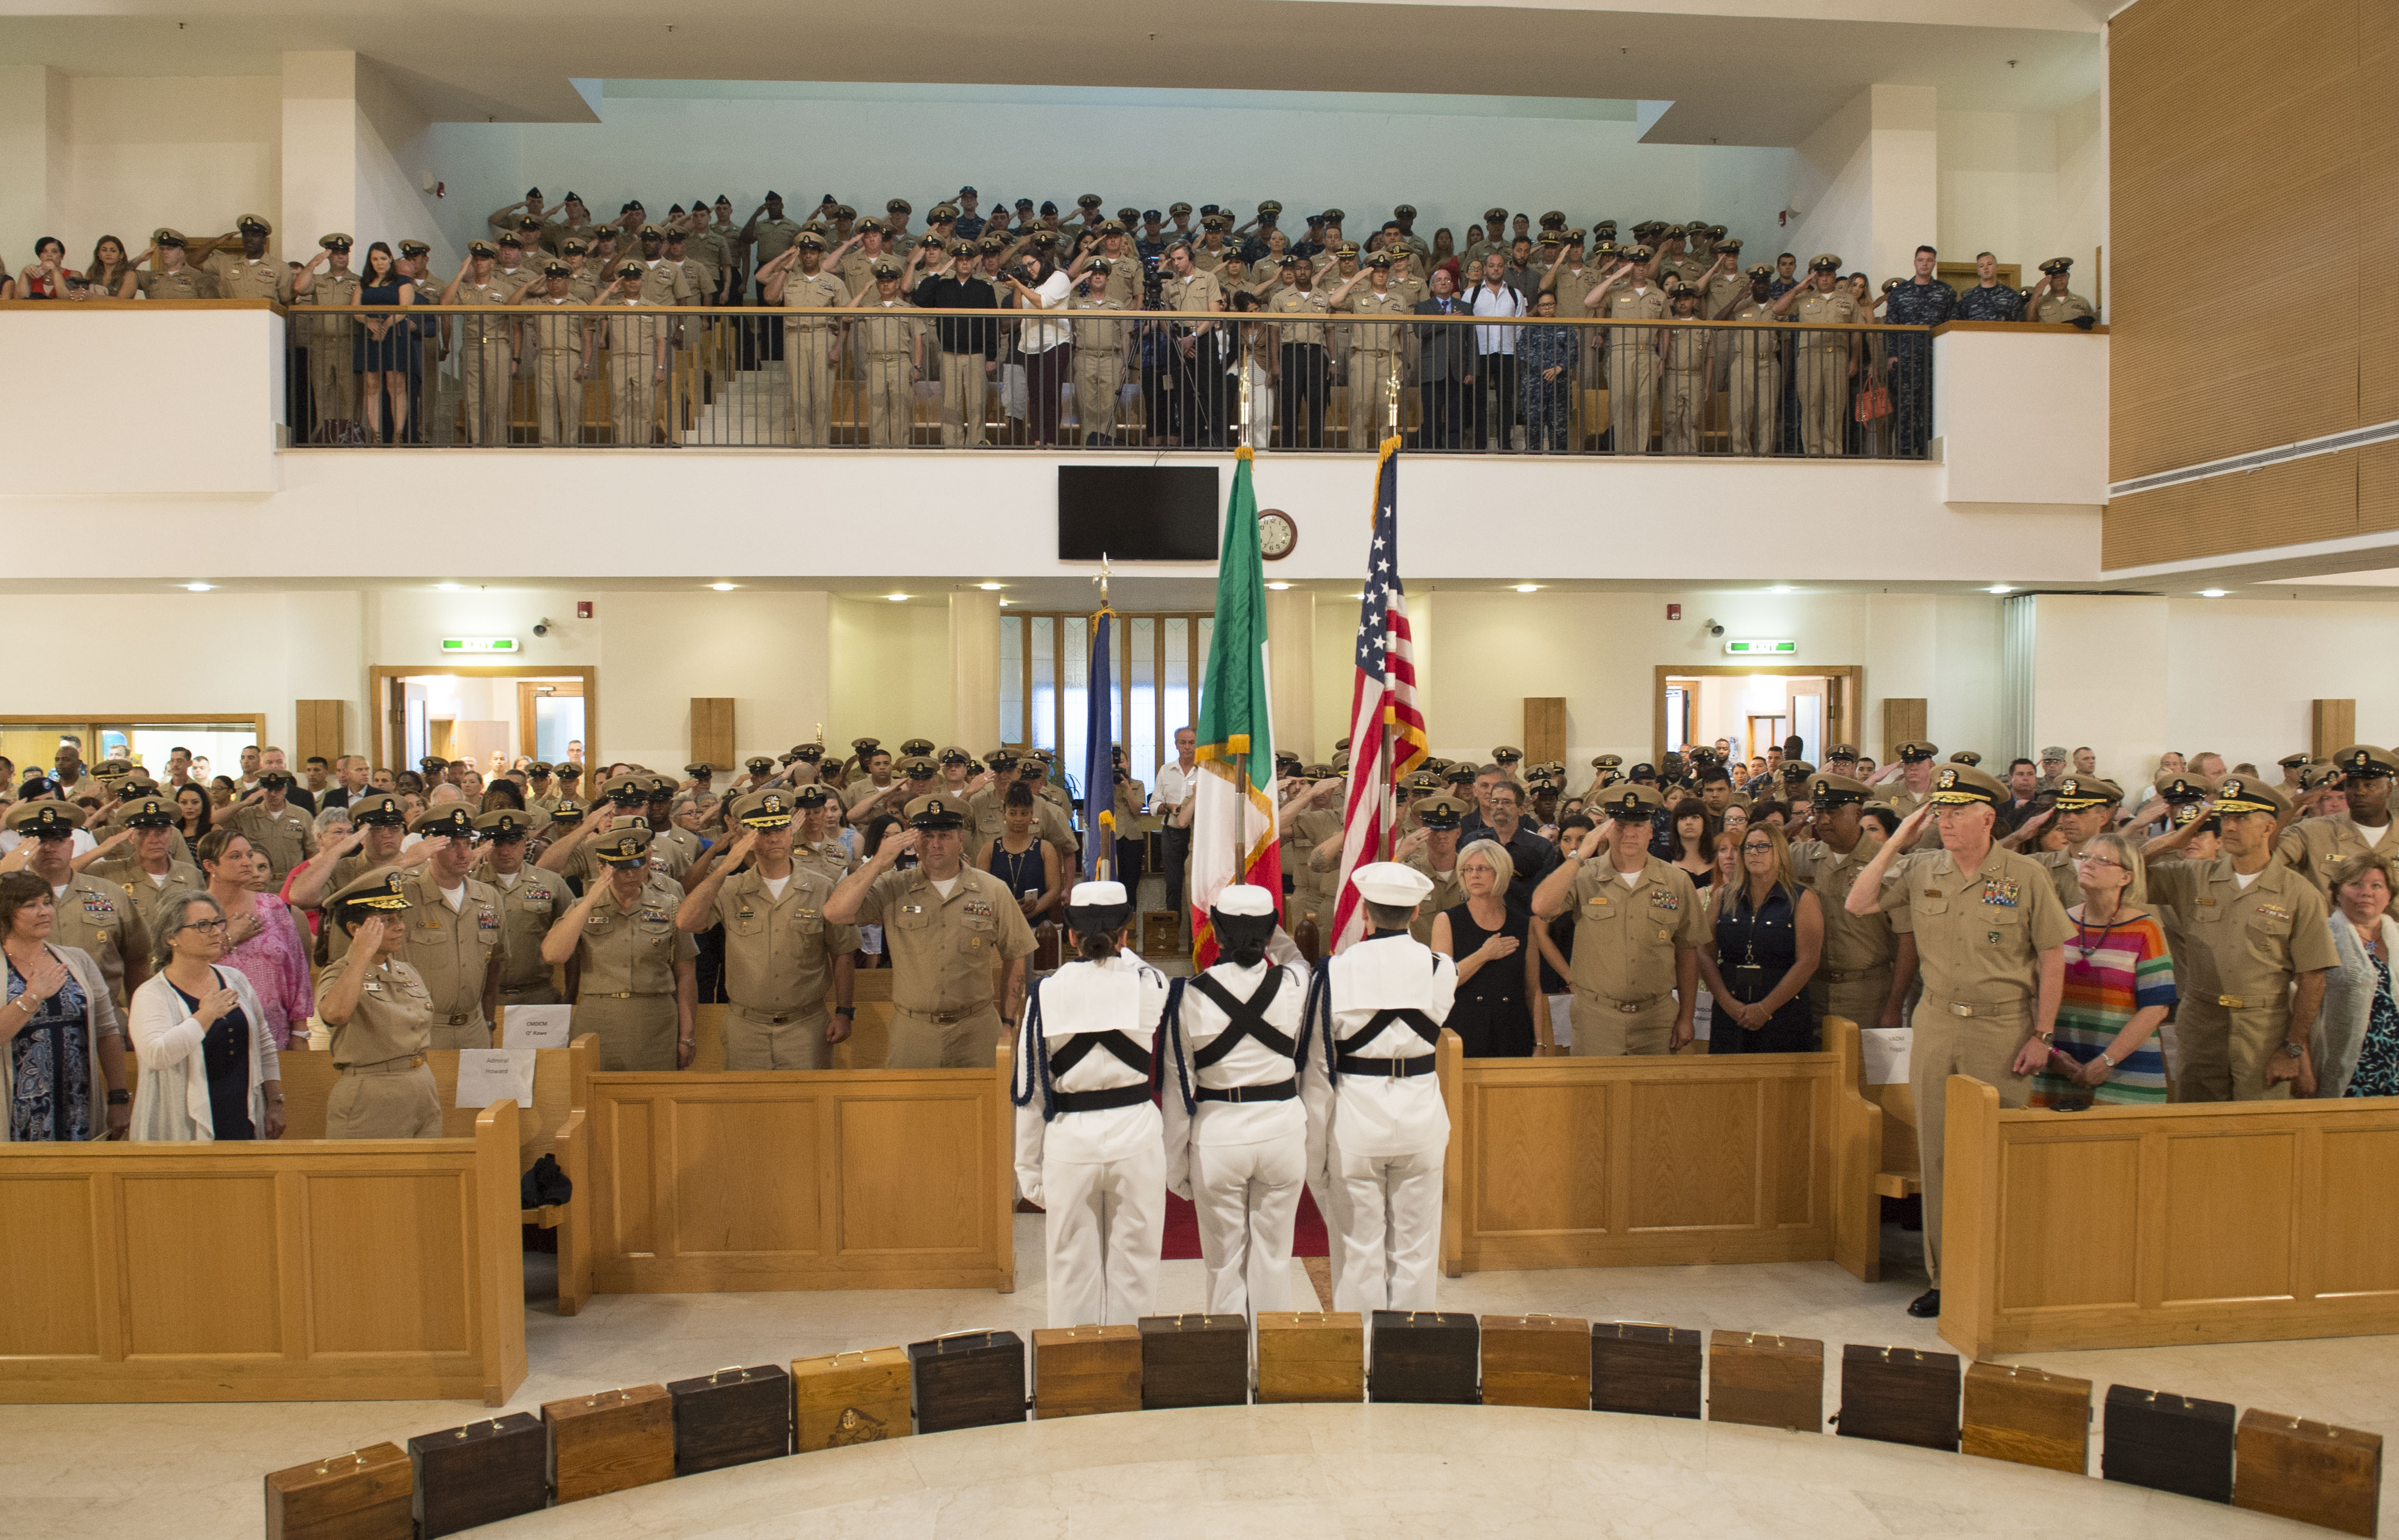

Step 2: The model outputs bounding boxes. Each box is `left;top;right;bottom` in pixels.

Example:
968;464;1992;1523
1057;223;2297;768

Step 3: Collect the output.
260;304;1941;456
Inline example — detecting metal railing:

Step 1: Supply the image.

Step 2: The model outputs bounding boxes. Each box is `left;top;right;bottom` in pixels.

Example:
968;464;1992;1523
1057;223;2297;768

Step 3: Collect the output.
272;303;1941;457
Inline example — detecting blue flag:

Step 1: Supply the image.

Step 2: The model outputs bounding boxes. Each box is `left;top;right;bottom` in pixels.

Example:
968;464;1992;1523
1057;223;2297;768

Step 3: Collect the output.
1082;609;1115;878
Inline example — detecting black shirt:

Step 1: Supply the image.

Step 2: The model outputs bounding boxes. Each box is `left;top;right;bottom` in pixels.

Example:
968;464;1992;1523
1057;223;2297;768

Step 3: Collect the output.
911;273;1000;359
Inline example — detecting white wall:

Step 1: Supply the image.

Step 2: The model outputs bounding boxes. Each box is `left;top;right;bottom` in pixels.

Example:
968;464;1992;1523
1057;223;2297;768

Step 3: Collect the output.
52;74;281;261
1785;88;1872;280
1937;89;2104;295
829;598;954;754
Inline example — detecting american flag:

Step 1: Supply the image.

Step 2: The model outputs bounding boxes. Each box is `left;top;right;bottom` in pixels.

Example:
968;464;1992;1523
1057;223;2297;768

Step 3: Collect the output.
1328;438;1429;953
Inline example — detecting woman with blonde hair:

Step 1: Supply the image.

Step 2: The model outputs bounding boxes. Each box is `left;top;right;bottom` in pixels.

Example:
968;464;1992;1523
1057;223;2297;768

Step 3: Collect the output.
1699;820;1823;1052
1429;838;1539;1056
2028;830;2175;1108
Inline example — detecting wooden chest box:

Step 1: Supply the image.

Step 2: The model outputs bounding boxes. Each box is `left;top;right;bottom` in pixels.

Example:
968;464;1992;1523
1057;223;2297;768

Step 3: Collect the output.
406;1413;548;1539
793;1346;913;1451
1142;912;1180;957
1961;1361;2090;1474
667;1363;793;1477
264;1442;413;1540
1370;1310;1480;1405
1591;1323;1702;1420
542;1383;674;1504
1034;1324;1143;1418
2235;1408;2384;1537
2103;1383;2236;1504
1836;1344;1961;1451
909;1330;1028;1434
1707;1331;1823;1433
1140;1314;1251;1409
1480;1314;1591;1410
1256;1312;1365;1404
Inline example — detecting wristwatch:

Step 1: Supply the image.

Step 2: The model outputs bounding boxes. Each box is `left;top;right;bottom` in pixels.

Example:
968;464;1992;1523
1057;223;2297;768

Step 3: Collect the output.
2282;1041;2305;1059
833;1006;856;1019
106;1089;131;1106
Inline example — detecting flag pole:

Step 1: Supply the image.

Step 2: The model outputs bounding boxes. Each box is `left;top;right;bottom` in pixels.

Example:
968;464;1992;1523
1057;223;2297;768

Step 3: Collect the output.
1225;733;1250;881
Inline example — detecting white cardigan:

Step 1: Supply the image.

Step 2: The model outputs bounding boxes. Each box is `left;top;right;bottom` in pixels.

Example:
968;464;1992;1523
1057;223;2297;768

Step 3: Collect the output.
1;944;121;1142
2318;911;2399;1100
127;965;280;1141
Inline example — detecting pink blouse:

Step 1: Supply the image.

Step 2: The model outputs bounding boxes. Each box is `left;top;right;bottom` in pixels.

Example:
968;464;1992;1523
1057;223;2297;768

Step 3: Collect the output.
217;892;315;1049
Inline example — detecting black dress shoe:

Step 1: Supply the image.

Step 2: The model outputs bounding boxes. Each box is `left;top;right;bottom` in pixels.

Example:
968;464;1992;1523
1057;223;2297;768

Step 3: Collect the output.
1907;1288;1941;1318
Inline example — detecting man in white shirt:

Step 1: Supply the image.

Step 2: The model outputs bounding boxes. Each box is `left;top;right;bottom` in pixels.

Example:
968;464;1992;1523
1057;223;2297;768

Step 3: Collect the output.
1155;726;1198;924
1464;252;1525;451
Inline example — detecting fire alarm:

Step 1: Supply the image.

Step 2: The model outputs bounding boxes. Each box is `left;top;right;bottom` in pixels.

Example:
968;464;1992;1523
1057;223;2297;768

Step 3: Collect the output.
575;601;593;619
1667;604;1682;621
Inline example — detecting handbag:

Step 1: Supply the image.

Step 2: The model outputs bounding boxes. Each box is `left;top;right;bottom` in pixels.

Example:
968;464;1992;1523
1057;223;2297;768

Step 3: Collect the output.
1854;379;1892;424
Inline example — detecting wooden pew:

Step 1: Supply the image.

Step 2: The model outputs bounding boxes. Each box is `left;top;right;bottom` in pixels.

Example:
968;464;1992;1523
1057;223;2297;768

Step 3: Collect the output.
277;1033;596;1317
0;1101;526;1405
1439;1033;1837;1276
1829;1015;1922;1281
1940;1076;2399;1359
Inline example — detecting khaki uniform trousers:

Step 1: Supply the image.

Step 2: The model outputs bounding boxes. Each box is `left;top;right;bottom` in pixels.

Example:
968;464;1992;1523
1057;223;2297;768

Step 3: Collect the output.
939;352;987;446
1570;988;1677;1056
725;1005;834;1071
1796;344;1847;456
1074;346;1123;441
2175;999;2292;1104
1729;352;1781;455
308;316;358;431
1347;351;1397;451
887;1002;1002;1069
863;355;913;446
609;353;660;446
531;351;579;445
1607;344;1656;453
462;337;511;445
1808;966;1894;1031
785;327;837;446
1910;996;2033;1287
326;1059;443;1139
576;993;677;1070
427;1012;492;1052
1661;366;1705;454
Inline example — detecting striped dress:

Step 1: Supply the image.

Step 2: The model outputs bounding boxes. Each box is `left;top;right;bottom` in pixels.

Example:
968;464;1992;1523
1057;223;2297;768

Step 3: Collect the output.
2030;908;2177;1108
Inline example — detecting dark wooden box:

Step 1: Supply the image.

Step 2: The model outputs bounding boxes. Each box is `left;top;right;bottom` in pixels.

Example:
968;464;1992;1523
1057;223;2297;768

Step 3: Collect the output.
667;1363;793;1477
263;1441;413;1540
2235;1408;2384;1536
406;1413;548;1539
542;1382;674;1505
2103;1383;2236;1504
1591;1323;1702;1420
1836;1344;1961;1451
1961;1361;2090;1474
1369;1310;1480;1405
909;1330;1028;1434
1034;1324;1143;1418
1140;1314;1251;1409
1256;1311;1365;1404
1707;1330;1823;1432
1481;1314;1590;1410
793;1346;913;1451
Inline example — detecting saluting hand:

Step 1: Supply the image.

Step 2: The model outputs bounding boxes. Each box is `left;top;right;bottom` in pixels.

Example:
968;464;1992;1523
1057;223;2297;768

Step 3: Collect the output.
349;915;390;955
875;828;921;868
1892;801;1936;845
1575;820;1611;861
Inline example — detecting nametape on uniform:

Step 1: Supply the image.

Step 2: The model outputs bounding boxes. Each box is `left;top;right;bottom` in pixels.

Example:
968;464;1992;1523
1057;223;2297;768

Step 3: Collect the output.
1860;1027;1911;1086
501;1004;572;1049
455;1049;538;1110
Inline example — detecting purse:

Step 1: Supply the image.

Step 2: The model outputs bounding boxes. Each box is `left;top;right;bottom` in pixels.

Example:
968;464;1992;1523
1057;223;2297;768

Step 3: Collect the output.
1854;381;1892;424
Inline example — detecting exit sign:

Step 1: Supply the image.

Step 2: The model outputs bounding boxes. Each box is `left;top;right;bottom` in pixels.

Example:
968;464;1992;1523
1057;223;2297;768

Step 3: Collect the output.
1724;639;1797;656
440;636;519;654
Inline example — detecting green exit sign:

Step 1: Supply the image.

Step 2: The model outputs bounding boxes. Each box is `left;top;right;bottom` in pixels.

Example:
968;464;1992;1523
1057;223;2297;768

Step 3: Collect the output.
440;636;520;654
1724;639;1796;656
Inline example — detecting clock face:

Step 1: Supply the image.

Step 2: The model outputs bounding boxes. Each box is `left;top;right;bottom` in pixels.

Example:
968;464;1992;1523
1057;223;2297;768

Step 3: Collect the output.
1258;509;1297;560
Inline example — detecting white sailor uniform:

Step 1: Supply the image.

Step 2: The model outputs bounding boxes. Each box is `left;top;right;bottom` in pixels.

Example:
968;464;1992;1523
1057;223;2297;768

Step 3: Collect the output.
1013;949;1170;1327
1162;954;1313;1316
1302;928;1457;1313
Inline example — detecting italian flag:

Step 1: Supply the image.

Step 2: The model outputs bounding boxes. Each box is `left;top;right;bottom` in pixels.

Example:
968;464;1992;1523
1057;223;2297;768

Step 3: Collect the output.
1190;447;1283;966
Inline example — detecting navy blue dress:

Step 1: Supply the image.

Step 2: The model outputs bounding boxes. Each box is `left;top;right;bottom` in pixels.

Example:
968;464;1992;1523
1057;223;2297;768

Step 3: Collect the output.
353;280;413;372
1711;883;1818;1053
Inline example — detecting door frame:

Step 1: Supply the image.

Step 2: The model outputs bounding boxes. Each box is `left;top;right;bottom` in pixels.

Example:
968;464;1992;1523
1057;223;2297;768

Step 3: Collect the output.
1653;665;1861;769
369;665;598;774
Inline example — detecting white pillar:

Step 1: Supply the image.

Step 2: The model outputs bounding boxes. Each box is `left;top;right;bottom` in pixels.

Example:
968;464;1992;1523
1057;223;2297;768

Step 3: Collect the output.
0;67;70;258
1865;85;1939;288
950;590;1002;754
1265;589;1316;764
281;51;360;249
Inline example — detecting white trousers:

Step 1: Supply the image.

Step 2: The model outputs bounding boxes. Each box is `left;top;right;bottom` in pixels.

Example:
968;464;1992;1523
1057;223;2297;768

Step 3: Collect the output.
1326;1142;1444;1314
1189;1132;1305;1317
1042;1142;1165;1328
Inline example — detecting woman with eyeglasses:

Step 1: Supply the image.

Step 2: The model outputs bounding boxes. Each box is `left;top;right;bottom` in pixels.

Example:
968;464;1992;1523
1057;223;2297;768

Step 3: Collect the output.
2027;831;2175;1108
126;891;283;1141
1698;822;1824;1053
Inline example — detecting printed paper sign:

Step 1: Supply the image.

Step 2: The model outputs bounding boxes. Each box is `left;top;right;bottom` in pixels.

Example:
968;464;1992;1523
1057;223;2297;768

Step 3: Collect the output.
455;1049;537;1110
502;1004;572;1049
1861;1028;1912;1086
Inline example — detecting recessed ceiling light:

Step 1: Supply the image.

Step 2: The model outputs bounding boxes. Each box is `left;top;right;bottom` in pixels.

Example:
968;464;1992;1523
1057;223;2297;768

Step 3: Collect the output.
886;593;910;602
1984;584;2015;594
182;582;215;592
435;582;462;592
709;582;737;591
2200;588;2229;598
1514;584;1541;593
1266;581;1292;591
977;582;1004;591
1768;585;1795;594
999;598;1011;606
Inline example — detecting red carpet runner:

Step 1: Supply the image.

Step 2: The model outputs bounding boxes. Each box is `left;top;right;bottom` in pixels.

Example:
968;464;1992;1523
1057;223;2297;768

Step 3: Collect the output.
1159;1186;1330;1261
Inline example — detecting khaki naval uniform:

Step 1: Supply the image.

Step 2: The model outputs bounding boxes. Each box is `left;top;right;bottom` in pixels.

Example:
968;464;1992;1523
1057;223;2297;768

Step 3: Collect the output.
1339;285;1409;450
855;295;920;446
967;788;1079;864
1603;282;1669;454
2030;288;2095;324
320;956;442;1139
1659;320;1709;455
596;299;669;445
714;866;860;1069
1562;856;1707;1055
571;872;696;1070
1726;296;1782;454
795;837;855;887
296;269;363;432
1401;855;1467;946
2274;813;2399;897
205;253;294;303
850;865;1038;1068
1069;293;1131;440
48;872;147;1017
1792;285;1860;455
397;870;506;1050
86;858;204;942
482;866;566;1005
1287;809;1343;925
452;277;516;445
133;267;220;300
521;295;587;446
2144;858;2337;1102
225;802;318;886
1788;838;1899;1024
1873;845;2073;1285
779;268;849;446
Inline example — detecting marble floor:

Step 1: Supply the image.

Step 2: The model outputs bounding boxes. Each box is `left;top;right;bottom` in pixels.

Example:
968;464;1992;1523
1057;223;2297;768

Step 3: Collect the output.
5;1219;2394;1538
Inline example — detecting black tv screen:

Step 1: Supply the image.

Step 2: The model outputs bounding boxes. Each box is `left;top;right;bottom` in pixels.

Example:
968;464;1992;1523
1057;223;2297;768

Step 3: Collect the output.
1057;466;1220;562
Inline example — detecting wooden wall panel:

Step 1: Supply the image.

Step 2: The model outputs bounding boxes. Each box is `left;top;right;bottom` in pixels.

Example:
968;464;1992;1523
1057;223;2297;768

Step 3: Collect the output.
2100;450;2358;570
2360;441;2399;535
690;698;735;771
293;700;345;764
1940;1080;2399;1359
1880;699;1926;763
2361;28;2399;424
121;1174;282;1356
2312;701;2357;762
0;1178;99;1355
1522;698;1565;770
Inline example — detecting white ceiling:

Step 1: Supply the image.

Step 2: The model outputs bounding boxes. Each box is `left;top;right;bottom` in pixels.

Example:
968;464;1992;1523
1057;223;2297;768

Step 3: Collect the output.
1;0;2101;144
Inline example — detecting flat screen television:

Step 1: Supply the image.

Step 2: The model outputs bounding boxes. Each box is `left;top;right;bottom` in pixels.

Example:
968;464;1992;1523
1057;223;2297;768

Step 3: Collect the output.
1057;466;1220;562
